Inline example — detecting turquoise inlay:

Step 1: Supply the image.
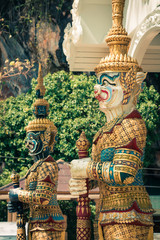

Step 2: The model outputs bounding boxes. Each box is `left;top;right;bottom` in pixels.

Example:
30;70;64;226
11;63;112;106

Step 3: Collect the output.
106;166;144;187
52;215;64;221
49;195;58;205
101;148;114;162
31;213;64;221
105;86;112;102
115;148;141;158
120;172;131;183
130;169;144;186
29;181;37;190
97;73;120;84
101;148;144;187
141;151;145;163
109;164;115;184
98;73;120;85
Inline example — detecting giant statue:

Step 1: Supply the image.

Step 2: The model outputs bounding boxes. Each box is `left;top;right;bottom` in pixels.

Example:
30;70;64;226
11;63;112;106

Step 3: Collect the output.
8;65;66;240
70;0;154;239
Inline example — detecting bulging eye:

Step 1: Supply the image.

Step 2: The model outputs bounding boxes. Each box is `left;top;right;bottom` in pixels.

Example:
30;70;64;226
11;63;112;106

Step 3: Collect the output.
30;136;33;140
102;79;116;86
102;80;108;86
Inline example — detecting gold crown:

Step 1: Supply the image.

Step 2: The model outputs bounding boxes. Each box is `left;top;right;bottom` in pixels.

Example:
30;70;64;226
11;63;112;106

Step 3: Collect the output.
94;0;142;74
25;64;57;139
25;118;57;134
33;98;49;116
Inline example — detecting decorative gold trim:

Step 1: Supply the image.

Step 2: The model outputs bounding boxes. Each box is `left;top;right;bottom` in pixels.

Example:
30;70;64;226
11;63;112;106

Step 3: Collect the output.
76;131;90;151
25;64;57;145
100;191;153;212
94;0;142;74
113;168;122;184
25;118;57;133
100;210;153;226
102;162;111;183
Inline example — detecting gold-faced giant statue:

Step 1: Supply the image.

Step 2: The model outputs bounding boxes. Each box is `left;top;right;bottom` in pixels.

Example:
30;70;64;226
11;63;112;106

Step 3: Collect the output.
8;65;66;240
70;0;154;239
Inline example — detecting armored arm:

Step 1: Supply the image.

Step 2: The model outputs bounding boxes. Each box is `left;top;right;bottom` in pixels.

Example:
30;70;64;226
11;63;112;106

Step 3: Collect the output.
87;148;142;185
19;162;57;205
87;116;146;185
10;162;57;205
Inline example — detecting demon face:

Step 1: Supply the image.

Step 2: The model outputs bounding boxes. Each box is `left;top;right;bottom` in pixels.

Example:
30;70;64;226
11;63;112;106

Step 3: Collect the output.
25;131;43;156
94;72;124;112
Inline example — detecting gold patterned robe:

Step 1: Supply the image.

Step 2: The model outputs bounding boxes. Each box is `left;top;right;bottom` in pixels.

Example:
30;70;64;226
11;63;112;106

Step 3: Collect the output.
87;110;154;239
18;155;66;239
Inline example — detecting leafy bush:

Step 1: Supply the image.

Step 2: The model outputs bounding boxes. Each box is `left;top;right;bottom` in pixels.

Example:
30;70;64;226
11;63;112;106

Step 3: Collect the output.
0;71;105;172
137;84;160;167
0;91;34;171
0;71;159;174
0;71;159;231
0;200;7;221
0;167;28;187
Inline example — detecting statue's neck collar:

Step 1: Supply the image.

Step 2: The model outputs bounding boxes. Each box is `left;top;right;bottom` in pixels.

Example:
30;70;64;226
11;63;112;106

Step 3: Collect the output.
33;151;49;162
103;102;136;123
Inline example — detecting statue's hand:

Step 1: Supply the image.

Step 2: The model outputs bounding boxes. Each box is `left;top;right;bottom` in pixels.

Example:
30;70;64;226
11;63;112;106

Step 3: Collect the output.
8;201;18;213
7;201;23;213
70;158;90;179
9;188;21;202
69;178;87;196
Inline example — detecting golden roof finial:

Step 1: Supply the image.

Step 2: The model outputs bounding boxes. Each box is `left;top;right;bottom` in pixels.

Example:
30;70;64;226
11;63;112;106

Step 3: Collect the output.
111;0;125;28
94;0;142;73
76;131;90;159
106;0;129;56
10;170;20;184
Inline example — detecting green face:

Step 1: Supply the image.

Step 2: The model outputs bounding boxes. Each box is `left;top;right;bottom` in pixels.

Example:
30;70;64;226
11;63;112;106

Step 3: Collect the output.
25;131;43;156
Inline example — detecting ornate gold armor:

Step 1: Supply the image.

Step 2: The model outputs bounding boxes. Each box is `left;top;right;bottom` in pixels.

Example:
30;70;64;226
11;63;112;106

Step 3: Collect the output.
88;110;153;223
87;111;154;239
8;64;66;240
18;156;65;233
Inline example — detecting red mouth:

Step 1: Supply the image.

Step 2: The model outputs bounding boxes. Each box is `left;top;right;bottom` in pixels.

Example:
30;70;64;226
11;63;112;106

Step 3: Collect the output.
94;90;109;102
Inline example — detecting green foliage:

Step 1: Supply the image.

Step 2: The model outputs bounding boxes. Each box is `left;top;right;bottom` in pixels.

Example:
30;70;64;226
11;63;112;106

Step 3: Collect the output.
0;71;105;174
0;71;159;231
0;167;28;187
0;200;7;221
0;91;34;171
137;84;160;167
0;71;159;175
0;0;73;39
138;85;159;131
44;72;105;161
0;168;11;187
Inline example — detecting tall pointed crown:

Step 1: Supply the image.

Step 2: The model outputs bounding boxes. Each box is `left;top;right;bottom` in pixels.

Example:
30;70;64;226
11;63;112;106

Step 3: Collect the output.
94;0;142;73
25;64;57;138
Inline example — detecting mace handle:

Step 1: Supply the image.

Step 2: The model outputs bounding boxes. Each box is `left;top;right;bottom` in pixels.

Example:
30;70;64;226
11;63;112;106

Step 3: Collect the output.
11;170;26;240
76;132;91;240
